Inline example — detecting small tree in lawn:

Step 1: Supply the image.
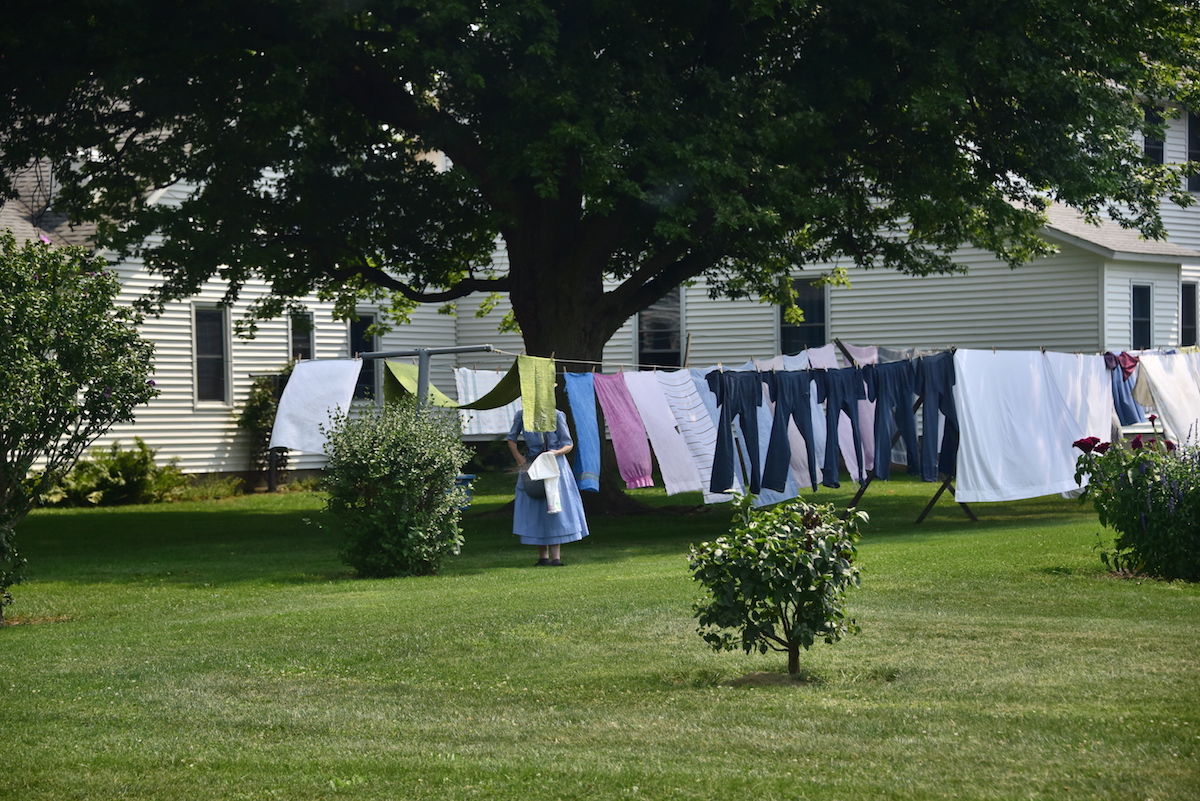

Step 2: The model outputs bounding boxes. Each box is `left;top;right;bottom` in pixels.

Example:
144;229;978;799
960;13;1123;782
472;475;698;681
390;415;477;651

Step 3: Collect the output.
0;231;158;621
689;494;865;676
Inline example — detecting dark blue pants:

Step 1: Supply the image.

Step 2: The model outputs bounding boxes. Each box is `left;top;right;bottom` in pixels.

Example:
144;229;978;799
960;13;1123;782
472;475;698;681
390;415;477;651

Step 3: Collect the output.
707;370;763;494
915;351;959;481
817;367;866;489
763;371;820;492
865;361;920;480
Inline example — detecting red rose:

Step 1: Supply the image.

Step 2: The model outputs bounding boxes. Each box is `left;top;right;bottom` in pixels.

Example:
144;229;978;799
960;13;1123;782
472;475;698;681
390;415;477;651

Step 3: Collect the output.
1073;436;1101;454
1094;442;1111;455
1130;434;1144;451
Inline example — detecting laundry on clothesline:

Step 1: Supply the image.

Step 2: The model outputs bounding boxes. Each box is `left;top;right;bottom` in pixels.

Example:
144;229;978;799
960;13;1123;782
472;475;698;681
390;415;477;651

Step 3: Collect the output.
268;359;362;454
455;366;523;437
384;353;558;431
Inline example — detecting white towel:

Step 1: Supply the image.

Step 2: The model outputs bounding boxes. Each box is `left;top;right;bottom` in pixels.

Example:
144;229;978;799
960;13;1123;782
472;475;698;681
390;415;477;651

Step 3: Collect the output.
953;349;1084;503
526;451;563;514
269;359;362;453
624;371;704;496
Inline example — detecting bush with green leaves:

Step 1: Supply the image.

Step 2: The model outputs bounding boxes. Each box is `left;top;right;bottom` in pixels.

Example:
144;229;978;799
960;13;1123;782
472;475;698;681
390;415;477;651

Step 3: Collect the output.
689;494;865;675
1074;424;1200;581
322;399;469;578
42;438;189;507
0;232;157;620
236;364;293;478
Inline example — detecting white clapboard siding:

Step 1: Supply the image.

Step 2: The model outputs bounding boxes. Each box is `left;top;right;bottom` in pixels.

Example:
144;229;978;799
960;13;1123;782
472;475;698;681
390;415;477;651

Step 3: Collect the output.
1159;113;1200;251
683;282;778;367
1102;261;1182;351
828;245;1106;352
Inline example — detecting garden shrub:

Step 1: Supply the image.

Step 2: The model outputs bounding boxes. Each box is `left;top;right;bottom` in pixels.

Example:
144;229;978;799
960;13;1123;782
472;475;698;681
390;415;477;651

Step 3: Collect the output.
1074;422;1200;581
42;438;189;507
689;494;865;675
322;399;469;578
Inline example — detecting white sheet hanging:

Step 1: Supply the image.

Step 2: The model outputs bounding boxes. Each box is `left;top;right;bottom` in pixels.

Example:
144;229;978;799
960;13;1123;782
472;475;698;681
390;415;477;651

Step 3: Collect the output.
1042;352;1115;442
953;349;1085;503
454;366;523;436
1135;352;1200;442
269;359;362;454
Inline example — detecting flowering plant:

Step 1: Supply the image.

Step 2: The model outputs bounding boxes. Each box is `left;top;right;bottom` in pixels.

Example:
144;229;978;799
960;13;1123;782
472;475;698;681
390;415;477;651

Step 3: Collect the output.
1073;416;1200;581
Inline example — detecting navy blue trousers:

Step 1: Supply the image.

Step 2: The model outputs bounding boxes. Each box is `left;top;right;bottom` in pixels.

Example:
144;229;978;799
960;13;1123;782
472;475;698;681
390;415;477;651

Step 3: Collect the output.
762;370;820;492
915;351;959;481
707;370;764;494
817;367;866;489
864;361;920;480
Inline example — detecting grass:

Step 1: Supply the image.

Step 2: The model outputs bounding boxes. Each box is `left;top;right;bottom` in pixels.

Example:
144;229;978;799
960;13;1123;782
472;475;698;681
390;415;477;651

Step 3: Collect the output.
2;475;1198;800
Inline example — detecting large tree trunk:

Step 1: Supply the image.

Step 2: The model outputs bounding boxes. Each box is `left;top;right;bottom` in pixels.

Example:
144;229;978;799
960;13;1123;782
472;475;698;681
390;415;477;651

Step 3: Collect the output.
504;225;667;516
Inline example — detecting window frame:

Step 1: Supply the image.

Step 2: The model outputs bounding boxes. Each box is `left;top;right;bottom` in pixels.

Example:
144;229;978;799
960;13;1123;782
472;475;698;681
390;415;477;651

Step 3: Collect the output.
193;304;231;405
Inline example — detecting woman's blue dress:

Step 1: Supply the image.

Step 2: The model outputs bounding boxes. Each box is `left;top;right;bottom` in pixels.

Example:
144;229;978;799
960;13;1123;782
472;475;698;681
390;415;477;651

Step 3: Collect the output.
507;410;591;546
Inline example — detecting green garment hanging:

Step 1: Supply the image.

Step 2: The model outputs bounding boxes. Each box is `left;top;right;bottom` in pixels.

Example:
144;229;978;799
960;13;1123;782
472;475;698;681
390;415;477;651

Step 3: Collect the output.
383;354;558;432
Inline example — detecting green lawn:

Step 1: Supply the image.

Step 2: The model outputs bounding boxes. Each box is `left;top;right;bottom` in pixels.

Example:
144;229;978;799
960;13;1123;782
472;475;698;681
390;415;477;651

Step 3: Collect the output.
3;475;1198;800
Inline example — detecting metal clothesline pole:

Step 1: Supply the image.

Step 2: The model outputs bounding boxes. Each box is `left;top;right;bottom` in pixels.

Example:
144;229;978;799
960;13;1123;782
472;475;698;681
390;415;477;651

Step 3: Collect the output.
358;344;496;409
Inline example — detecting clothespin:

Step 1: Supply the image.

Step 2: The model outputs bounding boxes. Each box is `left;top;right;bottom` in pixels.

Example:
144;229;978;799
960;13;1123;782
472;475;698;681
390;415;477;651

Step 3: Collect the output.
1040;346;1046;354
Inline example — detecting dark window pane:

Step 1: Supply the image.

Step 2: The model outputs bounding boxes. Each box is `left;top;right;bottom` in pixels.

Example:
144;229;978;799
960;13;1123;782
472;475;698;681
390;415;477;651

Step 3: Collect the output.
638;288;681;368
1190;113;1200;193
780;278;826;354
290;312;314;360
350;314;376;399
1132;285;1153;349
1144;107;1165;165
1183;283;1197;347
195;308;226;402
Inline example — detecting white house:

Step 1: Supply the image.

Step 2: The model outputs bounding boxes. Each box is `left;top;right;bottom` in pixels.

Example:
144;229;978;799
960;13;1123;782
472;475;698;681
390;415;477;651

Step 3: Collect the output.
4;111;1200;477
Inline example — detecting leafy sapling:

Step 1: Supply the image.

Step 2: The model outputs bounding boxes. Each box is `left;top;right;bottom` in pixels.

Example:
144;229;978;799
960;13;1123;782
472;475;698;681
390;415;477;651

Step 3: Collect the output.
689;494;865;676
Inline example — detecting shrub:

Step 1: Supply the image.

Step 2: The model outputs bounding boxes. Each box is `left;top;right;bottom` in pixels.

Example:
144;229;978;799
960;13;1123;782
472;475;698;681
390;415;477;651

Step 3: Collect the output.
236;364;293;478
0;233;157;620
321;399;469;578
1074;422;1200;581
42;438;189;507
689;494;865;675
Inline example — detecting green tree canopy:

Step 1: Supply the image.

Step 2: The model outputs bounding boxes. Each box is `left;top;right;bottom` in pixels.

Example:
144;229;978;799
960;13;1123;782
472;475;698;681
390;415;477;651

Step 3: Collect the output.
2;0;1198;364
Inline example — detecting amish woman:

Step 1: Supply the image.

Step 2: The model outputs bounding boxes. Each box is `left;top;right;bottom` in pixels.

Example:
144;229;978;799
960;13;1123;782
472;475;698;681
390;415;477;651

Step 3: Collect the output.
506;409;590;566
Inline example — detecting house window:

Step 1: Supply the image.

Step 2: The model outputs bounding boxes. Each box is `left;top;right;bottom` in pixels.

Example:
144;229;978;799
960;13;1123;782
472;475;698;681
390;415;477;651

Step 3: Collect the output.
194;306;229;403
1190;112;1200;193
780;277;827;354
1144;107;1165;165
1132;284;1153;350
349;313;377;400
637;287;682;368
290;311;314;361
1183;283;1198;347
